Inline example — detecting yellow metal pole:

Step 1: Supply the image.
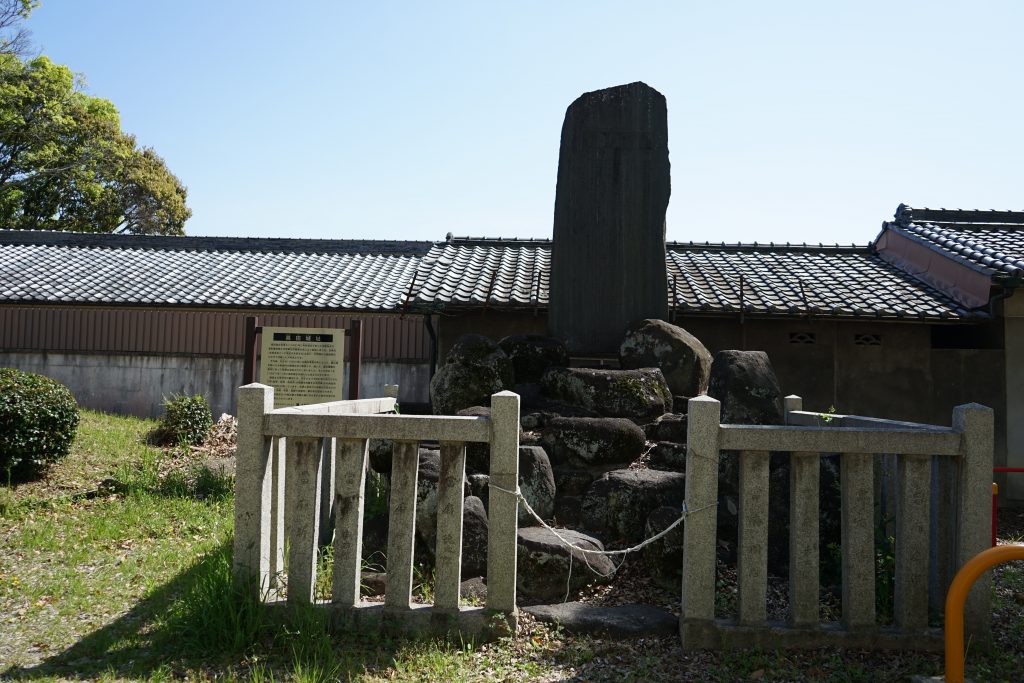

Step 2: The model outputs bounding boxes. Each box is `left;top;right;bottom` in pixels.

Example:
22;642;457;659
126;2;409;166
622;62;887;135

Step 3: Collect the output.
945;544;1024;683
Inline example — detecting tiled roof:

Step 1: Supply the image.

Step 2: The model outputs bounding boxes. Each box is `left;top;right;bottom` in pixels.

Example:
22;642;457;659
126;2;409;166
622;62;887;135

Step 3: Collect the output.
409;237;550;308
0;230;431;310
406;236;985;321
0;230;992;321
887;204;1024;278
665;242;985;321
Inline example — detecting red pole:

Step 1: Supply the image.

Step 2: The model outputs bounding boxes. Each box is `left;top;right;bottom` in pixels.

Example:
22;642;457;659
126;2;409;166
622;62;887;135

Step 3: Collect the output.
992;482;999;547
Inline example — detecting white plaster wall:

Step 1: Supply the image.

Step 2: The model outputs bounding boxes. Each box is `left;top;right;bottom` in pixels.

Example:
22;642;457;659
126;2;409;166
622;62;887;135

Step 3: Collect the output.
0;352;430;419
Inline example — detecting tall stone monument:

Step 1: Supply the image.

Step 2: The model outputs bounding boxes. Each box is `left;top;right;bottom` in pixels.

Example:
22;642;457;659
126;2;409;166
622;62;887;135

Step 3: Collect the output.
549;82;670;355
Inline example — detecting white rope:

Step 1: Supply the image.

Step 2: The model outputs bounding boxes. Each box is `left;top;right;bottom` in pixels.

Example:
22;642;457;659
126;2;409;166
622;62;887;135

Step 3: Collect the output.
487;482;716;559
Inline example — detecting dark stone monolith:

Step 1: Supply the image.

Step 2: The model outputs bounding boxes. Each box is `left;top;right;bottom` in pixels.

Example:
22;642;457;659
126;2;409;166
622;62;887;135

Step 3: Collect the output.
549;82;670;354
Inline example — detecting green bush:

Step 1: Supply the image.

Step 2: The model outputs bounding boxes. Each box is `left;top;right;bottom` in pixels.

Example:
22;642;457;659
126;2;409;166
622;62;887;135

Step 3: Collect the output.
0;368;80;476
161;394;213;446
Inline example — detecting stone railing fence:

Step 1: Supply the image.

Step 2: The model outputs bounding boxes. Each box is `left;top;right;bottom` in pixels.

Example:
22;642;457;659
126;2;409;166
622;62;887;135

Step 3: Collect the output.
232;383;521;637
681;394;993;650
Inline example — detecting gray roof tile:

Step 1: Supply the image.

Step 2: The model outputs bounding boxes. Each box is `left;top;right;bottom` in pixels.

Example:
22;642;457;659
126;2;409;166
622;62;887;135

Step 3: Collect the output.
888;204;1024;278
411;238;550;308
407;237;984;321
666;243;983;320
0;230;430;311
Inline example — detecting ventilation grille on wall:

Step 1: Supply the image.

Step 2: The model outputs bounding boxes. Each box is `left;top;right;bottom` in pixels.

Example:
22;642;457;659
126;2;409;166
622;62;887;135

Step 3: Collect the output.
854;333;882;346
789;332;816;344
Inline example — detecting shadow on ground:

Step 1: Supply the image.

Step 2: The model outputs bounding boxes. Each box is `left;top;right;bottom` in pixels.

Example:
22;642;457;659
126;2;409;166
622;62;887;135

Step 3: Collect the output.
0;539;420;681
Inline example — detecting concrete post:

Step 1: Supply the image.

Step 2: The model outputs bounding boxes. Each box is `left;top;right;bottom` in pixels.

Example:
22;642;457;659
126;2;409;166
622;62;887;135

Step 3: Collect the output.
434;441;467;612
487;391;520;616
894;453;931;631
681;396;721;629
270;436;286;589
386;441;419;610
737;449;769;625
789;451;820;627
286;437;323;605
318;437;336;547
953;403;994;640
233;383;275;599
783;395;803;424
841;452;876;629
332;438;369;606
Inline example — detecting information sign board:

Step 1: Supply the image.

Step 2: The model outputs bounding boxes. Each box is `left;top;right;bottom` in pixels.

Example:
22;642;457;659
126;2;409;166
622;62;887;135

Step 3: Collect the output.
259;327;344;408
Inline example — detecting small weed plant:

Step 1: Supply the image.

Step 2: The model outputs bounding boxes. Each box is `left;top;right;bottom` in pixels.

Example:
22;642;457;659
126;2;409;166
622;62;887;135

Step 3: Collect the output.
158;393;212;446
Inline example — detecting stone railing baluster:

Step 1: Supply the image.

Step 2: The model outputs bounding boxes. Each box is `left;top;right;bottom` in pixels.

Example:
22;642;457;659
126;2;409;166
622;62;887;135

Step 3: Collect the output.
681;396;721;634
737;449;769;626
894;453;931;631
286;436;323;605
434;441;467;612
840;451;875;629
331;437;369;607
385;441;419;610
789;451;820;627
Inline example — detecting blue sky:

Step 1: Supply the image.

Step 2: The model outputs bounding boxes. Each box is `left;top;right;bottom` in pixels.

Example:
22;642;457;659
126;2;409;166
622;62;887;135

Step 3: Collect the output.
25;1;1024;244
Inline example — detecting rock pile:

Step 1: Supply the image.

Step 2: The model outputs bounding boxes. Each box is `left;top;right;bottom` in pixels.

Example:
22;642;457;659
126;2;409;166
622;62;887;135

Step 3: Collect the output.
365;321;795;606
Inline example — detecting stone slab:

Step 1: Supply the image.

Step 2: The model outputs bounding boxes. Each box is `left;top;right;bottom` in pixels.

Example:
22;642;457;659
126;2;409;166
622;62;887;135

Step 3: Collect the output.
524;602;677;637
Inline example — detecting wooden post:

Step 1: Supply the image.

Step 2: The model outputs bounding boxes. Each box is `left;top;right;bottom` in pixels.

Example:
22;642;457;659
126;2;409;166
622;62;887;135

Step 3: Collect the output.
348;319;363;400
243;316;260;384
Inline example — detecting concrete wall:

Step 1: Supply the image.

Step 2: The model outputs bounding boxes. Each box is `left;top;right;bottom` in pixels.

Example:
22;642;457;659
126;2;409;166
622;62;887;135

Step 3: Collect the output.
0;351;430;419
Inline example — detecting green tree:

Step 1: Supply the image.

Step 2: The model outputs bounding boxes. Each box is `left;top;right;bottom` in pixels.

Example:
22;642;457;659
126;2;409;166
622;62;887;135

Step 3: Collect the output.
0;4;191;235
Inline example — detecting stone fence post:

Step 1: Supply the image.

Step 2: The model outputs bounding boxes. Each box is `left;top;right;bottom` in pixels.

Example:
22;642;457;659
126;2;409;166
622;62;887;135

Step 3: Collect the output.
953;403;994;641
233;382;274;599
487;391;521;617
681;395;721;643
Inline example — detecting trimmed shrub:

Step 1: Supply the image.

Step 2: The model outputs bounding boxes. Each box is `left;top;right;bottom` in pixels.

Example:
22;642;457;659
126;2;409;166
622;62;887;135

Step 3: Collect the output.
0;368;80;476
161;394;213;446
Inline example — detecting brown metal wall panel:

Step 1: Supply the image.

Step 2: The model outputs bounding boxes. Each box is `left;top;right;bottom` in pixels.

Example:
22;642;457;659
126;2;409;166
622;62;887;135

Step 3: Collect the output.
0;305;429;361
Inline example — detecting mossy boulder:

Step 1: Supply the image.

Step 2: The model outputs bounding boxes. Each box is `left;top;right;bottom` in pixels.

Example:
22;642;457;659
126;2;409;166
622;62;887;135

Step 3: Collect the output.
643;505;686;589
431;335;515;415
541;366;672;423
516;527;614;601
498;334;569;384
430;362;505;415
540;416;645;467
581;468;686;542
619;319;712;397
518;445;556;526
706;350;784;425
445;334;514;387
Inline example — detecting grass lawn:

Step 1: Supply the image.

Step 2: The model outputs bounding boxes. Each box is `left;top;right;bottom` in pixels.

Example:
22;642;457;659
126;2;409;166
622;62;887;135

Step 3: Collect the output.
1;410;1022;682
